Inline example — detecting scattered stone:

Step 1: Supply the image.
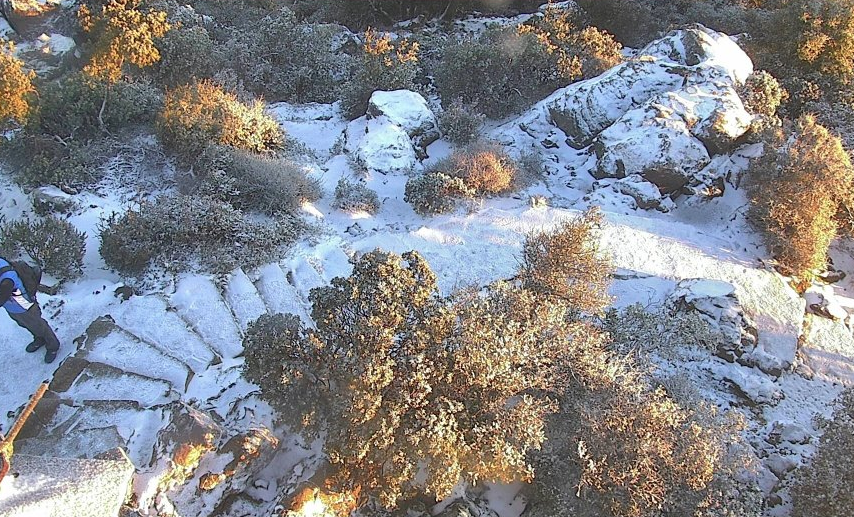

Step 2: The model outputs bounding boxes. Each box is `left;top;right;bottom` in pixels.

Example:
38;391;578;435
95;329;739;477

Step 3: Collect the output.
614;174;665;210
31;185;77;215
767;421;811;446
668;279;758;360
724;367;782;406
765;453;799;479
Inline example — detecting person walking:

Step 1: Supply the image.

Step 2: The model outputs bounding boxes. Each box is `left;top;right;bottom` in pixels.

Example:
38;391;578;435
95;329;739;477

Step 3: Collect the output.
0;257;59;363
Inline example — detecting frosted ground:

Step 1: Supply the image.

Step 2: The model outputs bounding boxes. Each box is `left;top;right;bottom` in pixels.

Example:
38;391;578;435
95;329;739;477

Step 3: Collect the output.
1;11;853;517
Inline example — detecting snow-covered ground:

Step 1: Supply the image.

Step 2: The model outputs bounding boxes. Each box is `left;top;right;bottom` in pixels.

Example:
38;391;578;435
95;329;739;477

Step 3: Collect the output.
0;18;853;517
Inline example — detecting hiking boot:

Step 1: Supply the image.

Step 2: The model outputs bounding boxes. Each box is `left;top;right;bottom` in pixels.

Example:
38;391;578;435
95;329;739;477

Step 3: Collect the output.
44;349;58;364
25;339;45;353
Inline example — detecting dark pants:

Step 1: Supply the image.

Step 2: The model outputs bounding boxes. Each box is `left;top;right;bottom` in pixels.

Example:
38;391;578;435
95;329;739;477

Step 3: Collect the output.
8;304;59;352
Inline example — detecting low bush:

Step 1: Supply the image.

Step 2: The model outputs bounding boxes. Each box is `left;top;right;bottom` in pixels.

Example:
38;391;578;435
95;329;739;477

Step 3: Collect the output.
790;387;854;517
747;114;854;283
33;73;162;139
332;177;380;214
225;7;352;104
340;29;420;120
438;100;485;145
739;70;788;117
156;81;283;163
519;208;612;313
404;142;520;215
99;194;300;276
404;172;472;216
1;216;86;281
152;25;218;88
2;134;116;189
198;147;321;215
436;7;621;119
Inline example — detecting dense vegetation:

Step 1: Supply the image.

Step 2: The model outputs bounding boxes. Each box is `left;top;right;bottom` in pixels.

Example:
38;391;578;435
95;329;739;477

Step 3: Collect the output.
1;0;854;515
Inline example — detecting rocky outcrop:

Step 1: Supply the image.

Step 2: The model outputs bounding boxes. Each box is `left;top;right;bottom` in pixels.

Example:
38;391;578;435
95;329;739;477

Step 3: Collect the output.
667;279;758;362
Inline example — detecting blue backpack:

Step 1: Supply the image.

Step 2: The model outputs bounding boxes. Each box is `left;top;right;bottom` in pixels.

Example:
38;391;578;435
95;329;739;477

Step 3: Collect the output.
0;261;42;301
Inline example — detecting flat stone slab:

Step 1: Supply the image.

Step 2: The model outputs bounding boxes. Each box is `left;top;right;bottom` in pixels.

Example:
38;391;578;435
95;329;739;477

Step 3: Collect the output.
0;453;134;517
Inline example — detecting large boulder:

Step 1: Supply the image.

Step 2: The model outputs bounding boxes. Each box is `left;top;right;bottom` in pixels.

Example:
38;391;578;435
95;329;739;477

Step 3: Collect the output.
546;57;688;149
344;116;418;175
367;90;439;153
592;102;711;194
640;24;753;83
542;25;753;150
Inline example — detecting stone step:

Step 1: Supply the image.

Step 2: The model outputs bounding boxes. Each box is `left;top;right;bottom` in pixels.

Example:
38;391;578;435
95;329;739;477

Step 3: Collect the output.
172;276;243;359
50;359;175;408
76;317;193;392
224;268;267;332
19;398;169;468
111;294;220;372
255;263;307;318
0;453;135;517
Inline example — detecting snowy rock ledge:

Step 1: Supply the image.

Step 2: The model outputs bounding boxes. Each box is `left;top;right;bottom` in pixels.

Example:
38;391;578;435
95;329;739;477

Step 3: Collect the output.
344;115;419;175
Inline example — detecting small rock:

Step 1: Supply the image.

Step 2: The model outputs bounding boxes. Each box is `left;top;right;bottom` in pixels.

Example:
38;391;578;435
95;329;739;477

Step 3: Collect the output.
765;493;783;508
614;174;664;210
31;186;77;215
765;453;798;479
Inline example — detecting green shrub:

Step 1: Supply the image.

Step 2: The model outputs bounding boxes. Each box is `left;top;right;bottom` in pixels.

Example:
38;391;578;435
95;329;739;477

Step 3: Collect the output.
0;40;36;131
436;9;620;121
99;194;300;276
1;216;86;281
405;142;521;216
340;29;420;120
226;7;352;103
772;0;854;83
791;387;854;517
33;73;162;138
152;25;218;88
156;81;283;163
739;70;788;118
438;100;485;145
332;177;380;214
404;172;472;216
2;134;116;189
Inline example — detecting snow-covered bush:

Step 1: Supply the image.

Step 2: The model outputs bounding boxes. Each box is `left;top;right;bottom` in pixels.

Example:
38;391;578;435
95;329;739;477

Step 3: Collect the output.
99;194;299;275
530;381;752;517
33;72;162;138
3;134;113;189
225;7;352;103
519;208;612;313
157;81;283;163
739;70;787;118
198;147;321;215
404;142;518;215
404;172;472;215
152;25;218;88
790;387;854;517
438;100;485;145
332;177;380;214
244;249;605;510
436;10;620;119
340;29;420;120
1;216;85;281
747;114;854;284
603;304;727;356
